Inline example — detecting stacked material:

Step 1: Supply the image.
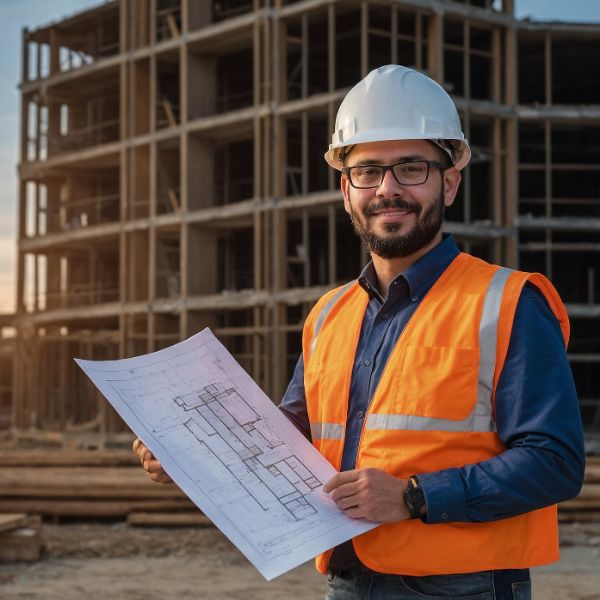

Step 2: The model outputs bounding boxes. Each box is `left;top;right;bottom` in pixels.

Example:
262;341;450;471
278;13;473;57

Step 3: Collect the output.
0;449;207;526
559;456;600;522
1;450;598;524
0;514;42;562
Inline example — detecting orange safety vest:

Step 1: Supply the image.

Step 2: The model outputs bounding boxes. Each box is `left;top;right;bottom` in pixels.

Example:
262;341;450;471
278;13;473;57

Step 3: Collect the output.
302;252;569;576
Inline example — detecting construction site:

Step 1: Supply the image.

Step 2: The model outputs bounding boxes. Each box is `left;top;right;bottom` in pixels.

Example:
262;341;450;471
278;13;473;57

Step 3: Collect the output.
7;0;600;448
0;0;600;597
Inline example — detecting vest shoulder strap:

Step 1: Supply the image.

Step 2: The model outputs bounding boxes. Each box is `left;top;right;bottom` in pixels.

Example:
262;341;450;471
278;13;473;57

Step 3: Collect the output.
493;270;569;394
303;280;357;361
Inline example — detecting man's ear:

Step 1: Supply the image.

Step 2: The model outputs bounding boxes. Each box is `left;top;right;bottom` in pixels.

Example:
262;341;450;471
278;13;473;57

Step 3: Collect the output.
341;173;352;215
443;168;461;208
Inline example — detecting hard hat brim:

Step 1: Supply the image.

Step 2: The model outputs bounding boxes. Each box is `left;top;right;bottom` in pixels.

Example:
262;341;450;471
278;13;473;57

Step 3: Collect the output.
325;138;471;172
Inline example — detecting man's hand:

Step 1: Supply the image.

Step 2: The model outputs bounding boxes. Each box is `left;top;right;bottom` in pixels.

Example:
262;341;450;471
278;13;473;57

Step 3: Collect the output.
323;468;411;523
132;438;173;484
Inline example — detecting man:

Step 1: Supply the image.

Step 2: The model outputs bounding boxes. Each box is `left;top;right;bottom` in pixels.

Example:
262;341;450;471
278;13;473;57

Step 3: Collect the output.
134;65;585;599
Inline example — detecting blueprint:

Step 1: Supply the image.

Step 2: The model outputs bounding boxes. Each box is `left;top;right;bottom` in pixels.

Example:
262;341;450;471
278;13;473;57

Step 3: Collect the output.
75;328;377;580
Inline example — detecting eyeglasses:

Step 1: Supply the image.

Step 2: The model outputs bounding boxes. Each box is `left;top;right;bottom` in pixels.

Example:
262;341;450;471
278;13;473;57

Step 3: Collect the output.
343;160;449;189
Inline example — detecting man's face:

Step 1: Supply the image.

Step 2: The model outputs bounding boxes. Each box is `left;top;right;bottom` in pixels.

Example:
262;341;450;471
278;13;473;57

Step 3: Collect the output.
340;140;461;259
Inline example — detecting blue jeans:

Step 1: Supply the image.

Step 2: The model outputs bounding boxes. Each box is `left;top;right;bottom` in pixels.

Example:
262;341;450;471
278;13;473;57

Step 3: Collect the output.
324;568;531;600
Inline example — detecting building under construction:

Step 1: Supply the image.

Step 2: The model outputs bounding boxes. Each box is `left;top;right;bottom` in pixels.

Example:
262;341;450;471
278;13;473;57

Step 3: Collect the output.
10;0;600;447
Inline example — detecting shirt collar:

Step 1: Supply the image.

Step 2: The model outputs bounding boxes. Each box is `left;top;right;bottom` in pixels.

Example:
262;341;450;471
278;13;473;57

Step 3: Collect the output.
357;234;460;302
358;262;384;302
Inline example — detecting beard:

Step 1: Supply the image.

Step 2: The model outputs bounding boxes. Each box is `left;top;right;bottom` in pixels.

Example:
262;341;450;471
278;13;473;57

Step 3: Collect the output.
349;188;445;259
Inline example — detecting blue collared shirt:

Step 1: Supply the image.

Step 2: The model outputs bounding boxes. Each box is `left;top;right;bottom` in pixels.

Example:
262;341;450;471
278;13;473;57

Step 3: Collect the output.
279;235;585;525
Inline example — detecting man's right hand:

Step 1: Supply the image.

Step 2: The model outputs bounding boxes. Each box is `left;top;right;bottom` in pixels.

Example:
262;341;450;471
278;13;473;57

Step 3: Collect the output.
132;438;173;484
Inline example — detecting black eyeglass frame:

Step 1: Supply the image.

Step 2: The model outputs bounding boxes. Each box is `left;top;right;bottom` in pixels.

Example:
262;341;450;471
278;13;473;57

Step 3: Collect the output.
343;160;450;189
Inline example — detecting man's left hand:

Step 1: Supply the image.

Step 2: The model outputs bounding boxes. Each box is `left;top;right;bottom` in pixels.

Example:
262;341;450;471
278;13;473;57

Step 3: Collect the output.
323;468;411;523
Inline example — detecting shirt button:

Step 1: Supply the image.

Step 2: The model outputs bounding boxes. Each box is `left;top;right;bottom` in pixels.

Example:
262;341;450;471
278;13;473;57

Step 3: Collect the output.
364;360;370;366
382;313;390;320
411;296;419;302
442;512;449;520
356;411;365;419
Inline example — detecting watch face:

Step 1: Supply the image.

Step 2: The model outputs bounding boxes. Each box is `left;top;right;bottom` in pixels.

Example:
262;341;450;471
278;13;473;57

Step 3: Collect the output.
407;486;424;505
404;484;425;518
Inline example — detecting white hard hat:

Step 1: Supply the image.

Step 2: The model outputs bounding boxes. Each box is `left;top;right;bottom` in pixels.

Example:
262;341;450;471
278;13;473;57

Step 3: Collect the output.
325;65;471;171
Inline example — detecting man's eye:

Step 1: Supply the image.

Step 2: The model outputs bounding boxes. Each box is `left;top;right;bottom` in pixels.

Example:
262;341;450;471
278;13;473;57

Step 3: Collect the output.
398;164;426;175
356;167;380;177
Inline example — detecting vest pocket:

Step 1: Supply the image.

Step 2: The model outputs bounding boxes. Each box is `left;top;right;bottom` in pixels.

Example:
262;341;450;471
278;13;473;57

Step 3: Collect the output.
394;346;479;420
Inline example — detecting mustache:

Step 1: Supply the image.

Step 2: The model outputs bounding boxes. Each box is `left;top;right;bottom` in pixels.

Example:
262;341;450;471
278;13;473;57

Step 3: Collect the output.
364;198;422;216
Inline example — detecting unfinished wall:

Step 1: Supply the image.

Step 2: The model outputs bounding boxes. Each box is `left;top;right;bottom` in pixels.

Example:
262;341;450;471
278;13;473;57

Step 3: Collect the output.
0;327;15;430
13;0;600;446
517;25;600;433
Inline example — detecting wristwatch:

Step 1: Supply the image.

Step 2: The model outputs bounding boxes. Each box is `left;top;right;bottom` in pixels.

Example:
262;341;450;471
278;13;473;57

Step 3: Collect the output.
403;476;426;519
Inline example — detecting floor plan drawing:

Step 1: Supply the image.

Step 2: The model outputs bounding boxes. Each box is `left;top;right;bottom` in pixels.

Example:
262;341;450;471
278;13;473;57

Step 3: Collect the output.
75;328;377;580
175;382;320;522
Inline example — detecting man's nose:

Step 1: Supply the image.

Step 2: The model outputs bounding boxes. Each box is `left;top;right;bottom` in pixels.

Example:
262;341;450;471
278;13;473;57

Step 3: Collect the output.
376;167;403;196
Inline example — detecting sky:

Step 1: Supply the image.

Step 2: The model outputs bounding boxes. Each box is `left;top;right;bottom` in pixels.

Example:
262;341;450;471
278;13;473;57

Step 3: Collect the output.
0;0;101;313
0;0;599;314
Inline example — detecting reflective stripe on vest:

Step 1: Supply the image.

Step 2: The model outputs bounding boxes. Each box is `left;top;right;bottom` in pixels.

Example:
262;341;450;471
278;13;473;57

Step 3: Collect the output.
474;266;514;427
310;281;356;355
311;266;513;436
310;422;344;441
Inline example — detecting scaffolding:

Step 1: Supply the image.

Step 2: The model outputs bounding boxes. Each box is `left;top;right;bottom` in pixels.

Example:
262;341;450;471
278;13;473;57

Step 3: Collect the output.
12;0;600;447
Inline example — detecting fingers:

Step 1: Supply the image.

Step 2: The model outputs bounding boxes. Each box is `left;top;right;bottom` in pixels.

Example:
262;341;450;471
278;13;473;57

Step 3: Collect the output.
323;470;359;493
324;471;363;515
143;457;174;484
343;507;364;519
132;438;173;484
329;481;359;503
324;468;402;522
132;438;146;460
143;458;164;473
132;438;153;464
335;494;360;510
149;470;174;484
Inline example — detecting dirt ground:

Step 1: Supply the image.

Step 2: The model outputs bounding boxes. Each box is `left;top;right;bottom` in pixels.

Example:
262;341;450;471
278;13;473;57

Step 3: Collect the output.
0;522;598;600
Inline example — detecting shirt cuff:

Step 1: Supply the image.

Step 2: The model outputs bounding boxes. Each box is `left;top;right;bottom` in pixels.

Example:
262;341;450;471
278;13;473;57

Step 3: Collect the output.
417;468;466;524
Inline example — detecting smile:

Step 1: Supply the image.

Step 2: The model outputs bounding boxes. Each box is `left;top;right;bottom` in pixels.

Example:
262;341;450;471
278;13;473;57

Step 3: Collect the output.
370;208;415;220
373;209;412;215
366;200;420;218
